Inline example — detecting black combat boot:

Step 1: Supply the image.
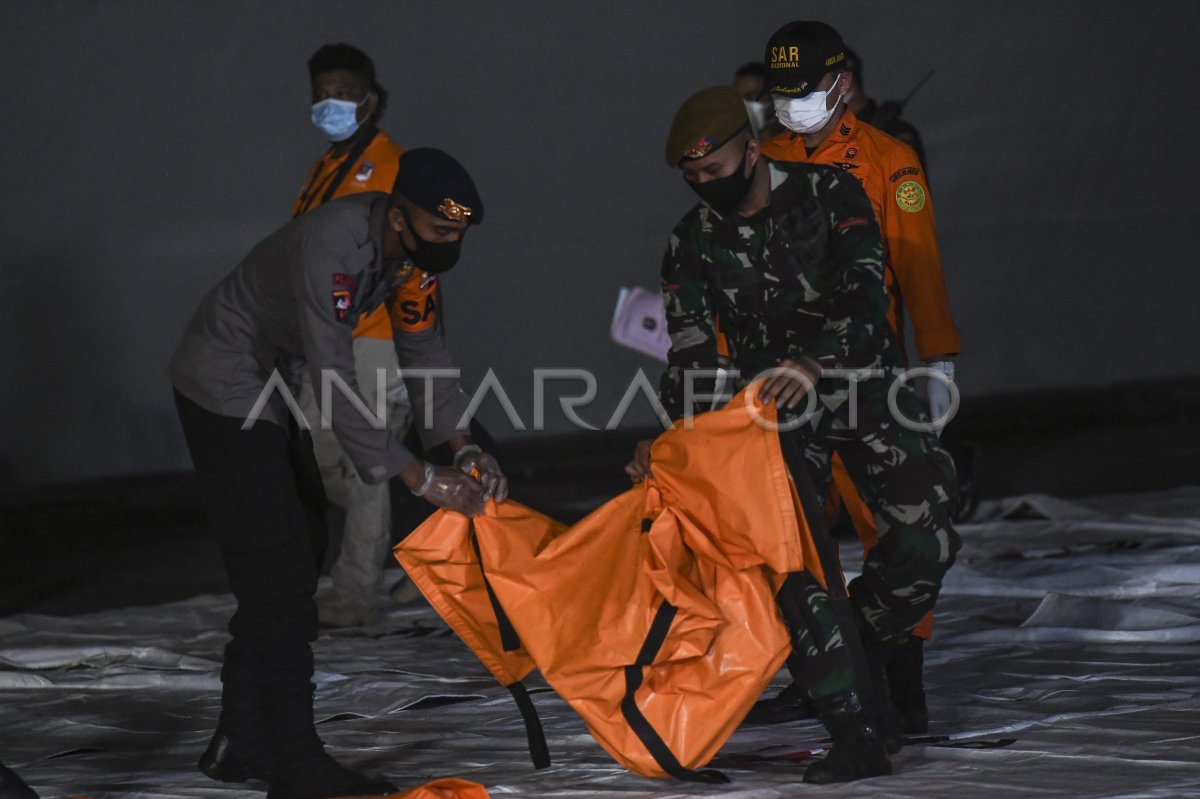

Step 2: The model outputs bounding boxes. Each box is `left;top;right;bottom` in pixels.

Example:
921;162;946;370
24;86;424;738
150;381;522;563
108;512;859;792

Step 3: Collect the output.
803;691;892;785
743;650;817;726
267;752;397;799
198;717;273;783
887;634;928;734
0;762;39;799
744;680;817;725
867;653;904;754
850;610;905;754
264;691;395;799
198;648;274;783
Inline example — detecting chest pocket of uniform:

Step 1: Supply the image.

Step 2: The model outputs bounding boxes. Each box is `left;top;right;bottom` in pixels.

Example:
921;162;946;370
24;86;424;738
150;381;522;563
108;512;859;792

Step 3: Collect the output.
767;200;832;295
760;200;833;344
708;266;765;324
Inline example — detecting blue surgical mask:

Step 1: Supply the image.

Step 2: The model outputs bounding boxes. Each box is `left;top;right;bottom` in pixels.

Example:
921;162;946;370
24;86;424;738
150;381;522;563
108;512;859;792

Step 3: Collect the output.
311;96;367;142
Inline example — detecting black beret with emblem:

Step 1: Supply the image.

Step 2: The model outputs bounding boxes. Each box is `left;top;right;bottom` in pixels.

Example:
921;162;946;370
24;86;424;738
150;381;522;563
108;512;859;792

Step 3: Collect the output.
392;147;483;225
665;86;750;167
765;20;847;96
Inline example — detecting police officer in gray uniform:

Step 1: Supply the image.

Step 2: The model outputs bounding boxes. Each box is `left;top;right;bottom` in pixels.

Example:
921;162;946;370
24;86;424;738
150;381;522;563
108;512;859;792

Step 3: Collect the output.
170;148;505;799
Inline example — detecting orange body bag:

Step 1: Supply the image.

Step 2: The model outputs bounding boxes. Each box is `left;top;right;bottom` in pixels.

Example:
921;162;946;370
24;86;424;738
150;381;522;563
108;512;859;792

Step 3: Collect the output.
395;389;825;779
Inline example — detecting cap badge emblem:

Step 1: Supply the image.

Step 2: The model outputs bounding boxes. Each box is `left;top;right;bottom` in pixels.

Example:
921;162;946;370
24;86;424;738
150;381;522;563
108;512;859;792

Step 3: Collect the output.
684;136;716;160
438;197;473;222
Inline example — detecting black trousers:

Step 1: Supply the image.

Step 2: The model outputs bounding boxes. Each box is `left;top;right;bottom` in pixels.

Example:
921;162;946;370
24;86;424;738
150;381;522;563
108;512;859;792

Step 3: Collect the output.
174;391;327;760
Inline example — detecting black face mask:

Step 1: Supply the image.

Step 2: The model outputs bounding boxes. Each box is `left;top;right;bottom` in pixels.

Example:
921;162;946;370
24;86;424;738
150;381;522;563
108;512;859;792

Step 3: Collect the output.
687;143;754;214
401;208;463;274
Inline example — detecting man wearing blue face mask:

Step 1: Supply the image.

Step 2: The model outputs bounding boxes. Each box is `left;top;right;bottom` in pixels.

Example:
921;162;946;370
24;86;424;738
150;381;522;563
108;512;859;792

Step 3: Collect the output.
293;44;496;633
295;44;403;219
292;44;421;632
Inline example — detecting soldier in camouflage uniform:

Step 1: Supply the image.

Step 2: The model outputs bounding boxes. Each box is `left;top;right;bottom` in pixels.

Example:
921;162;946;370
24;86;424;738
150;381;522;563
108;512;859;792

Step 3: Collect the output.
629;86;961;784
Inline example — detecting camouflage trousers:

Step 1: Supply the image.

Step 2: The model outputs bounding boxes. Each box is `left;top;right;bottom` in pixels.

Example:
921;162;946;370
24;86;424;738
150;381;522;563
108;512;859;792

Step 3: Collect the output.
779;373;961;700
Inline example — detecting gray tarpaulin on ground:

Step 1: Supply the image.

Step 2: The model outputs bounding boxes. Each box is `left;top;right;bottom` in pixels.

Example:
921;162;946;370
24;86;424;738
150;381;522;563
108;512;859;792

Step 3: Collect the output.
2;487;1200;798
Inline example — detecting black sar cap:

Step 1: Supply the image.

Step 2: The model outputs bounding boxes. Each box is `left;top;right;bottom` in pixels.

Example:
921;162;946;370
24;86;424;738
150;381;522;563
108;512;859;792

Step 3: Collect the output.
765;20;847;96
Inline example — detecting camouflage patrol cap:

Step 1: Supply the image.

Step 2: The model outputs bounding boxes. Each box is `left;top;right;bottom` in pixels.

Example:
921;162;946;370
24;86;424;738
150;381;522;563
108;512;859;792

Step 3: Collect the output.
392;147;484;224
665;86;750;167
765;20;847;96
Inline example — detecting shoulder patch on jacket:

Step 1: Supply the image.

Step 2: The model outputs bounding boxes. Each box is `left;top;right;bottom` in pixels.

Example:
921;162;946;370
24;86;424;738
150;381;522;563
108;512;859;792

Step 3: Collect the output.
889;166;920;183
895;180;927;213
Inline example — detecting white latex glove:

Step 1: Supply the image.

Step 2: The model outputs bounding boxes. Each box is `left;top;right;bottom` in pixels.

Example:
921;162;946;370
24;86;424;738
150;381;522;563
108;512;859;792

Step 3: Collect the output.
454;445;509;503
925;360;957;434
412;463;487;516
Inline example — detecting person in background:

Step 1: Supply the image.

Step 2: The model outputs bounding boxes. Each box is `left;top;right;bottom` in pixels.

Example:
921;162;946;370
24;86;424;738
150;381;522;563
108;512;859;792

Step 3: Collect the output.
733;61;775;134
838;44;979;520
294;43;425;628
733;60;766;101
754;19;962;733
841;46;928;171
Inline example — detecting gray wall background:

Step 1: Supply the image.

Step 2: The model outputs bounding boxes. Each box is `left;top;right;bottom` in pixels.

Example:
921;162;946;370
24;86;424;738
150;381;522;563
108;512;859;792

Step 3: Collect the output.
1;1;1197;487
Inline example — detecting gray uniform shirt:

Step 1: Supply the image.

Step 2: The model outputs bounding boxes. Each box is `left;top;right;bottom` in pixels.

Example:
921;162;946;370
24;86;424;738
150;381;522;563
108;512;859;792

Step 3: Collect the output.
169;193;469;483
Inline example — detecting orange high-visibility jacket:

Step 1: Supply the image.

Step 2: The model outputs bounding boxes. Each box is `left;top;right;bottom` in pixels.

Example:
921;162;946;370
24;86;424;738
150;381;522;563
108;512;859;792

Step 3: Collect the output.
762;107;960;361
292;129;438;339
396;388;828;780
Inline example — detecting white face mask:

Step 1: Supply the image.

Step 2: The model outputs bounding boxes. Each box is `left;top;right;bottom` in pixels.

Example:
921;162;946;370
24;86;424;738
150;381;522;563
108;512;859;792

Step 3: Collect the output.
773;73;844;134
744;99;771;132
